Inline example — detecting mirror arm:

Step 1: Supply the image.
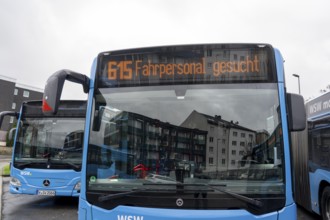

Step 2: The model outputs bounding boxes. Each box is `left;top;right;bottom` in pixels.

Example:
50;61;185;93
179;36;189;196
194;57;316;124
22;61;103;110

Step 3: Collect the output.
64;70;90;93
0;111;19;128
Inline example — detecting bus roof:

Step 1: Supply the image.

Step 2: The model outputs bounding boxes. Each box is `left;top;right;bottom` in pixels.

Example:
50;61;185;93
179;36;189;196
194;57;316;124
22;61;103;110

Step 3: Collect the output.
22;100;86;118
306;92;330;120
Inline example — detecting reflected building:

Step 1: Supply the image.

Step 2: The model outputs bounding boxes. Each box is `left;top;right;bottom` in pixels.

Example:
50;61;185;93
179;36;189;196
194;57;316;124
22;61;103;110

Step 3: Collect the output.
253;126;282;166
99;107;207;176
98;107;267;177
181;110;256;172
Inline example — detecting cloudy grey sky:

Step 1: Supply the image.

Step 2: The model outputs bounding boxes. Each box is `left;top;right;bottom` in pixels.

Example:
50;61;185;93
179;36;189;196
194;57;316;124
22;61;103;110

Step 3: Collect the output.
1;0;330;100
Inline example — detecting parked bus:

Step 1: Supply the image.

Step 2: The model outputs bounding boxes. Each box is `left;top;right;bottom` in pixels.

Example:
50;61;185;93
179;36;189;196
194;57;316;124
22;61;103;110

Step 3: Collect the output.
292;92;330;219
42;44;306;219
0;100;86;196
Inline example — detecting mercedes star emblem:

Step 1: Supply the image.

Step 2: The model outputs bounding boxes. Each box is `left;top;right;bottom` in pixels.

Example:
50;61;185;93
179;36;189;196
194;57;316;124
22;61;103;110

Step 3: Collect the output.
176;198;184;207
43;180;50;187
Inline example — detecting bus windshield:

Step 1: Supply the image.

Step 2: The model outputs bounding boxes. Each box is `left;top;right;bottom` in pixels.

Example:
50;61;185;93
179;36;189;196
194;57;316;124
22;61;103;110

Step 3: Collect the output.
86;44;285;213
14;101;85;171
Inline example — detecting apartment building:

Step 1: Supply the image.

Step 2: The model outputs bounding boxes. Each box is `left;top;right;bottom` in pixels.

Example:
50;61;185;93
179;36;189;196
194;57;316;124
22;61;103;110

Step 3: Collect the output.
0;74;43;145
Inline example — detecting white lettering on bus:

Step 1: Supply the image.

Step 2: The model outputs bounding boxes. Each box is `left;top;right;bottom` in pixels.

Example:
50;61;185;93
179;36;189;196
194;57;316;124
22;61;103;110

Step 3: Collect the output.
309;102;322;114
20;171;32;176
323;100;330;110
117;215;144;220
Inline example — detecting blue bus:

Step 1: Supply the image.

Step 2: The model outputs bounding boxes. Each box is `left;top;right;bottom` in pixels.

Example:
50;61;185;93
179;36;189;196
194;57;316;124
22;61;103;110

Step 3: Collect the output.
292;92;330;219
42;44;306;219
0;100;86;197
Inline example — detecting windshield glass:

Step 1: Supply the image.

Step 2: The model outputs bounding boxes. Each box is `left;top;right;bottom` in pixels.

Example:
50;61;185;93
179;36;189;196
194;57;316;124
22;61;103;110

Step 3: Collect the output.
87;83;284;212
14;117;85;170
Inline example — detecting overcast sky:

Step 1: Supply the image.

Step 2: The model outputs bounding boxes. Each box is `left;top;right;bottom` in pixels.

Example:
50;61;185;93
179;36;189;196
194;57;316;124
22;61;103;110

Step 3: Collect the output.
1;0;330;100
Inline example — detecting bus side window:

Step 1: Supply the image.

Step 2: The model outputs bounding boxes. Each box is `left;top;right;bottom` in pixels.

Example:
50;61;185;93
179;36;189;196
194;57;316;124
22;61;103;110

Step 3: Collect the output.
320;129;330;168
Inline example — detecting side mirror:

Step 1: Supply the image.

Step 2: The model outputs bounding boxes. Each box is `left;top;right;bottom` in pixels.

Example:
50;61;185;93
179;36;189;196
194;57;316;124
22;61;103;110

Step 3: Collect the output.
287;93;306;131
0;111;19;128
42;69;90;115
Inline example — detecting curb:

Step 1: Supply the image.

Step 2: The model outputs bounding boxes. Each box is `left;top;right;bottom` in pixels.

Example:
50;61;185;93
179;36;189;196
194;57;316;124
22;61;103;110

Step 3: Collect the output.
0;166;3;220
0;161;10;220
0;155;12;220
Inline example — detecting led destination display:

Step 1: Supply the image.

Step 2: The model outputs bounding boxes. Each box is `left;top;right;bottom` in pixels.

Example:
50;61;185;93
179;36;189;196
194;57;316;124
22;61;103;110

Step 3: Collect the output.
97;44;276;87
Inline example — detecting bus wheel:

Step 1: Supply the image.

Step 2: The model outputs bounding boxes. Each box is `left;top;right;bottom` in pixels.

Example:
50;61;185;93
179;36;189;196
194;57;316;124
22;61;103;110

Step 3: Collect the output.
321;186;330;220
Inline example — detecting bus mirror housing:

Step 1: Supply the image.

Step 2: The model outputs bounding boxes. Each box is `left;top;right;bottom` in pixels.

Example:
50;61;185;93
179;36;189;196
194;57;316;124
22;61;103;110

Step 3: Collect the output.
0;111;18;128
42;69;90;115
287;93;306;131
8;128;16;140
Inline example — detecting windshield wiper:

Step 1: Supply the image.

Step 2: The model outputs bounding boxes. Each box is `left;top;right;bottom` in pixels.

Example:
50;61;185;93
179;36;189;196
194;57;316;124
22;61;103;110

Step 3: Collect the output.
52;161;81;171
144;182;263;208
98;187;203;202
98;189;150;202
204;184;263;208
98;183;263;208
15;161;46;169
15;160;81;171
16;162;34;169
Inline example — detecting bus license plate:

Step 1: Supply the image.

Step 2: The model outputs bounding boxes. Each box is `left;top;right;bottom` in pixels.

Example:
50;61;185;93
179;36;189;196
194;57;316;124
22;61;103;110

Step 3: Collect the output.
37;190;56;196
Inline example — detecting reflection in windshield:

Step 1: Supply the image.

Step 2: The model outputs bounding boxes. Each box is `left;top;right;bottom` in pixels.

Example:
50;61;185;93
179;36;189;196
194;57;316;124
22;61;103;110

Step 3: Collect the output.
14;118;85;169
87;84;284;210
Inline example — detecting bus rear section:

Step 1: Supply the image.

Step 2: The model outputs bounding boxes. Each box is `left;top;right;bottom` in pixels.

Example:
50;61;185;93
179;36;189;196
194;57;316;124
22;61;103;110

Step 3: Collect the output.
42;44;306;219
293;91;330;219
9;100;86;197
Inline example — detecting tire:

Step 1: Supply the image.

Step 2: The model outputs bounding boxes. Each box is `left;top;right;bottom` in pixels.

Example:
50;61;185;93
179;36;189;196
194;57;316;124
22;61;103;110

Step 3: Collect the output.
321;186;330;220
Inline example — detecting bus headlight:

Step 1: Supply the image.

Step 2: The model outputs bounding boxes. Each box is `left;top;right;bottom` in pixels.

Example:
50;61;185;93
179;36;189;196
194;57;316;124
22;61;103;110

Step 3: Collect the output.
74;181;81;191
10;177;22;187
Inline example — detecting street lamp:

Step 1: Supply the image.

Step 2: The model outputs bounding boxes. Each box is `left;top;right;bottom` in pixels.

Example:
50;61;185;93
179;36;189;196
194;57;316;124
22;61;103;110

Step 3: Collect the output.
292;74;301;94
216;139;220;178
